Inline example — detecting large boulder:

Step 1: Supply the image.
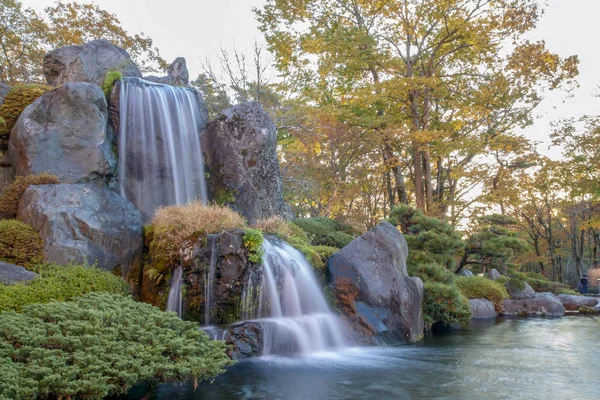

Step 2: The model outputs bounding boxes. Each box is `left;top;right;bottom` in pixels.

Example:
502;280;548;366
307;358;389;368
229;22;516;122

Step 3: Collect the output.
224;321;264;359
501;292;565;317
469;298;497;318
17;184;142;279
0;261;38;284
9;82;116;183
202;102;292;224
506;280;536;299
326;221;424;344
145;57;189;85
43;39;141;87
558;294;599;311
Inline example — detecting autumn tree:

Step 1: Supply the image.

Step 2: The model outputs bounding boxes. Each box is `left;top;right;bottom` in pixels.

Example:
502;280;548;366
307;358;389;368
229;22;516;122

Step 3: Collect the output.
256;0;578;219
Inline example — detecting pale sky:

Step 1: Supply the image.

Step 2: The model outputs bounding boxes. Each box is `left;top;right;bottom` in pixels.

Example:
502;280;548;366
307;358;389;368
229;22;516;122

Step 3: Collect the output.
21;0;600;159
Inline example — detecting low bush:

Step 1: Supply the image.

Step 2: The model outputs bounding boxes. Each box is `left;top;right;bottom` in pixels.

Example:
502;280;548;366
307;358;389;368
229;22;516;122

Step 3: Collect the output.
0;219;44;269
410;262;455;285
0;84;52;150
455;276;509;308
291;216;356;248
0;173;59;215
422;281;472;329
322;231;354;248
312;245;339;264
0;264;129;312
510;270;570;295
0;292;233;400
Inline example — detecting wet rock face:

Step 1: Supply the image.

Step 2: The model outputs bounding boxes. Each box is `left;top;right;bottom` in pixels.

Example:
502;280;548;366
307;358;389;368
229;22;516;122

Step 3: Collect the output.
9;82;116;184
17;183;143;279
224;321;264;359
469;298;497;318
0;261;38;284
202;102;292;224
501;292;565;317
171;230;259;323
326;221;424;344
558;294;599;311
43;39;141;87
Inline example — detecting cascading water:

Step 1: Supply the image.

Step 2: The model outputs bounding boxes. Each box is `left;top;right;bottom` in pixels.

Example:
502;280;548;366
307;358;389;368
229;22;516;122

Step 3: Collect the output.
167;266;184;317
241;238;347;355
118;77;207;220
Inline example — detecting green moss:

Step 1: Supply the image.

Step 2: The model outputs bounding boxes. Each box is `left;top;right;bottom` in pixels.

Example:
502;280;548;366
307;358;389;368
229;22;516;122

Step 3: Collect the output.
455;276;509;308
214;186;236;205
0;264;130;312
578;306;599;314
243;229;264;264
0;220;44;269
102;70;123;98
0;84;52;150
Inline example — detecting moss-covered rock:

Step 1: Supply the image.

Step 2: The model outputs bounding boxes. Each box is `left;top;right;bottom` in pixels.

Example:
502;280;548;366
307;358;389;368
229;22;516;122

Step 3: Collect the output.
0;219;44;269
0;84;52;150
0;173;59;215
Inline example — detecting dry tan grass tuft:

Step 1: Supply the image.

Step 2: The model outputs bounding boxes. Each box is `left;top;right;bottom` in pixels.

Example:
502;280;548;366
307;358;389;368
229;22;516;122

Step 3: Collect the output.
252;215;294;238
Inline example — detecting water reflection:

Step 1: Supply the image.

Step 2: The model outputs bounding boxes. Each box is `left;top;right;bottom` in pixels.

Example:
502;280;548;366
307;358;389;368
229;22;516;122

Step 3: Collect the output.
124;316;599;400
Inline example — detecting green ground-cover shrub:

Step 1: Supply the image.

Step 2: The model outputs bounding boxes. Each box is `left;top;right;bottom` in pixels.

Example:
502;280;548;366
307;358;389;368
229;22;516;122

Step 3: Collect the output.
509;270;570;295
0;84;52;150
455;276;509;308
0;292;233;400
0;219;44;269
312;245;339;264
291;217;356;248
0;265;129;312
422;281;472;329
0;173;60;215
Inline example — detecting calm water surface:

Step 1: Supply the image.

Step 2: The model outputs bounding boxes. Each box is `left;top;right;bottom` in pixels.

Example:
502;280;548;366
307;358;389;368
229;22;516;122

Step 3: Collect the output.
127;316;599;400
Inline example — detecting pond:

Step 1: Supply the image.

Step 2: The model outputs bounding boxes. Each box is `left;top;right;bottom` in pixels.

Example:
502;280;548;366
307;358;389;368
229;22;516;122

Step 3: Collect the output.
126;316;599;400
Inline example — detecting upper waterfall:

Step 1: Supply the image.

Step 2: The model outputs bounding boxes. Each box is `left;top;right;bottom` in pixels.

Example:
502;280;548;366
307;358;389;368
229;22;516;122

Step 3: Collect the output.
117;77;207;220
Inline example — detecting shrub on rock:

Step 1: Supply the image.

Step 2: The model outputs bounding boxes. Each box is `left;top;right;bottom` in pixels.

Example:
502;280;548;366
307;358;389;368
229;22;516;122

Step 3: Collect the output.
422;281;472;328
0;220;44;269
0;264;129;312
0;292;233;400
292;216;356;248
456;276;509;309
0;173;59;215
0;84;52;150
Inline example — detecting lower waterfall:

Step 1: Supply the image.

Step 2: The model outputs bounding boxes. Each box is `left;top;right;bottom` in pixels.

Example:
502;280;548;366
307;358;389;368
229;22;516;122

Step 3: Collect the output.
167;266;183;317
241;238;347;355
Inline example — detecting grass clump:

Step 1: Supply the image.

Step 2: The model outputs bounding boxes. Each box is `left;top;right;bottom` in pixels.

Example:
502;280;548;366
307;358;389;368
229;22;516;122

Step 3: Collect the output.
0;84;52;150
102;70;123;97
147;202;246;281
243;228;264;263
0;292;233;400
0;264;129;312
0;220;44;269
0;173;59;215
455;276;509;309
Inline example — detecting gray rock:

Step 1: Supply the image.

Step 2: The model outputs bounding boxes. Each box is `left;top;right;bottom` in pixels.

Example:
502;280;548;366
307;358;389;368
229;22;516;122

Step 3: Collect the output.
506;280;536;299
469;298;497;318
557;294;599;311
487;268;501;281
224;321;263;359
0;261;38;284
43;39;141;87
0;83;9;106
326;221;424;344
203;102;292;224
9;82;116;183
458;269;474;277
501;292;565;317
144;57;189;86
17;183;142;279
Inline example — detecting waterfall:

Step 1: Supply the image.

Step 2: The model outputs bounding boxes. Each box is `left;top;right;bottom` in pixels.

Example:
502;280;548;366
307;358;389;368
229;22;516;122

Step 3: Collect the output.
204;236;217;326
241;238;347;355
167;266;184;317
118;77;207;220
